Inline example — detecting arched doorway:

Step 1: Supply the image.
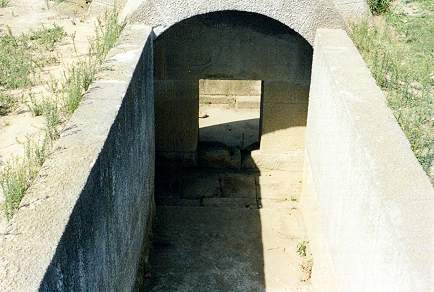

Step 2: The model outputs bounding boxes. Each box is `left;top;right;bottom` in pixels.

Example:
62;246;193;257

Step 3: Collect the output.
154;10;312;163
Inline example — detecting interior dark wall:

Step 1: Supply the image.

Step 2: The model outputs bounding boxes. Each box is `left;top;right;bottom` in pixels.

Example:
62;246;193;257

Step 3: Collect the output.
154;11;313;159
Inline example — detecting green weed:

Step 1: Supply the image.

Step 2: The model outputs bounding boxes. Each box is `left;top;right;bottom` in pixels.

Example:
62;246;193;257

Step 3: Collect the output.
368;0;391;15
43;99;62;140
0;32;33;89
62;59;97;113
26;93;45;116
0;9;124;220
26;92;62;138
0;0;9;8
349;3;434;183
29;24;65;51
91;9;124;62
0;92;16;115
0;136;50;220
0;25;65;89
297;241;309;257
62;9;123;114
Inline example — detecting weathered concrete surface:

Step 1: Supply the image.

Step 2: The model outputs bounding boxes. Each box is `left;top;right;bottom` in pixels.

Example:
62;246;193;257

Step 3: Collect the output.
0;24;155;291
121;0;345;44
332;0;369;20
199;79;262;109
154;11;312;160
302;29;434;292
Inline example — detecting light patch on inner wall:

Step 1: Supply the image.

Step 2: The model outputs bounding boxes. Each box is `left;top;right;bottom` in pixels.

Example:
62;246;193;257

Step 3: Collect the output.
199;79;262;150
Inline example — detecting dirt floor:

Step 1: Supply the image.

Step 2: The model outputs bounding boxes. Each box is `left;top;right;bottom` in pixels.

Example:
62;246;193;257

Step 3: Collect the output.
0;0;102;232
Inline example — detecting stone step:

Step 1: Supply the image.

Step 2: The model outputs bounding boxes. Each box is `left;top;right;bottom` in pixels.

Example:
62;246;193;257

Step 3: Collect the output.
256;171;302;200
243;150;304;172
198;142;241;169
155;195;257;208
145;206;307;291
156;170;301;200
156;195;299;210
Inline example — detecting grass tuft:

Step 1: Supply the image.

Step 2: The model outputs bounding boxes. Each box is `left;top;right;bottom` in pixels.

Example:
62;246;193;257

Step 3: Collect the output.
0;92;16;115
0;31;34;89
368;0;391;15
29;24;65;51
91;9;124;63
26;93;45;116
297;241;309;257
43;99;62;140
62;9;123;114
63;59;97;113
297;240;313;281
0;136;50;220
0;0;9;8
0;25;66;90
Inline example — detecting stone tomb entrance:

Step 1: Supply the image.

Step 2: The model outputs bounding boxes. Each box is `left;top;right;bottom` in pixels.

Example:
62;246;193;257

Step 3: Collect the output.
147;11;313;291
154;10;312;164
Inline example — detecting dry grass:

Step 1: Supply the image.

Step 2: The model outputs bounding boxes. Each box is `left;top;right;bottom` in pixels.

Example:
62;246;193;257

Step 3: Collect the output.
63;9;123;114
0;25;65;90
0;9;124;220
0;92;16;115
0;136;50;219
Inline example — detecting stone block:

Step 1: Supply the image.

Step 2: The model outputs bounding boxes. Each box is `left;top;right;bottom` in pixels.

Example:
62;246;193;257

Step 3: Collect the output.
180;174;221;199
260;102;307;152
198;143;241;169
220;173;256;197
199;79;261;96
201;197;257;208
235;95;261;109
242;150;304;172
263;80;309;104
199;94;236;105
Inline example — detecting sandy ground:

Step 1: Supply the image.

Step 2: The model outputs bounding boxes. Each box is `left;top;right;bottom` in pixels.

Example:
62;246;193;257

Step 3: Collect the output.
0;0;103;232
199;105;260;150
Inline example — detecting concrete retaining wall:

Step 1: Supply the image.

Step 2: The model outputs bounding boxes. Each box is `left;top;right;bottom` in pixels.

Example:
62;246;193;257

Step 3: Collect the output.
302;28;434;292
0;24;155;291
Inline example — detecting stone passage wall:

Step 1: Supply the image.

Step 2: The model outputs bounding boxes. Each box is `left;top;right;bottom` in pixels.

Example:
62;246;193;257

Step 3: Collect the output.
302;29;434;292
154;11;312;160
0;24;155;291
332;0;369;20
199;79;262;109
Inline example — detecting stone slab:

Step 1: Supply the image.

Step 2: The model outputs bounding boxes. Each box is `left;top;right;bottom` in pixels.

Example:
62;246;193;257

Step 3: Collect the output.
145;206;309;291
